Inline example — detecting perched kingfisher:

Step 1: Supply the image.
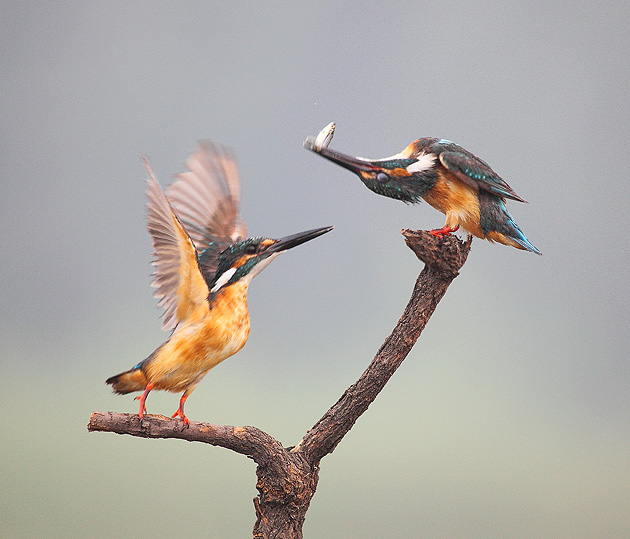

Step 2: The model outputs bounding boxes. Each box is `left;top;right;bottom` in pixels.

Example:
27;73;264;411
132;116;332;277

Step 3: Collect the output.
304;123;540;254
106;143;333;424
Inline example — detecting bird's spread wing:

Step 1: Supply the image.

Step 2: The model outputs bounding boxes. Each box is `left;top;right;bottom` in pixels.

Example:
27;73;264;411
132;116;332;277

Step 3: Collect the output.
144;158;211;331
439;151;527;203
166;143;246;281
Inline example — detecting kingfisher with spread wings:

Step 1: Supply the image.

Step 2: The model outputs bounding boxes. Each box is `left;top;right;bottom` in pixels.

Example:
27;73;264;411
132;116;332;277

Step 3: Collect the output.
106;144;333;425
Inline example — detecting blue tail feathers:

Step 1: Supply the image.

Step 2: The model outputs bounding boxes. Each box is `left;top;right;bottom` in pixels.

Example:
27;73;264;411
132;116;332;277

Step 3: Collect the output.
479;192;541;254
500;201;541;255
509;225;541;254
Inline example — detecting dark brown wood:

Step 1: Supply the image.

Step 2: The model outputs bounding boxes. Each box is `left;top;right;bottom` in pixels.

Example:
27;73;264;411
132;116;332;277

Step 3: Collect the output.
88;229;471;538
295;230;471;462
88;412;283;462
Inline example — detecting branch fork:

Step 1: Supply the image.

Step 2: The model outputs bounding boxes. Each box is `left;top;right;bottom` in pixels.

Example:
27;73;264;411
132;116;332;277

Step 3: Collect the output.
89;230;471;538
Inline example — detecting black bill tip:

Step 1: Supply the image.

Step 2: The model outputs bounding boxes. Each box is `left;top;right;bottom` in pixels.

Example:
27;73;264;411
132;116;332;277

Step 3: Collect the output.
270;226;334;253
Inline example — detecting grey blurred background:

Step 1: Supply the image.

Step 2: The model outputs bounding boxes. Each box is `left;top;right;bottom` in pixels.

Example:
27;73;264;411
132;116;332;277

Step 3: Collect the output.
2;2;629;538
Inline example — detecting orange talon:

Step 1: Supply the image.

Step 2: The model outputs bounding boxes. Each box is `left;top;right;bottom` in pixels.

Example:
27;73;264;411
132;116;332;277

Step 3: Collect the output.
136;382;154;420
171;393;190;425
430;225;459;237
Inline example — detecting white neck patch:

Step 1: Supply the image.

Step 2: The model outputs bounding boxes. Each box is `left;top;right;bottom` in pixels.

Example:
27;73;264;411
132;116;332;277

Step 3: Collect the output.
211;252;282;293
210;267;237;293
406;153;437;174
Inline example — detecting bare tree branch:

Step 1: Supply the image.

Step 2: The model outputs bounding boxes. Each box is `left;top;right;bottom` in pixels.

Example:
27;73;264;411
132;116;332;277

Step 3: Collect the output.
88;412;283;463
294;230;471;461
88;230;472;539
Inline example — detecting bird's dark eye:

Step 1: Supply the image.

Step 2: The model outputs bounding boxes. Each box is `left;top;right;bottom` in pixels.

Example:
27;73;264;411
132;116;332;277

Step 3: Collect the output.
244;244;257;255
376;172;389;183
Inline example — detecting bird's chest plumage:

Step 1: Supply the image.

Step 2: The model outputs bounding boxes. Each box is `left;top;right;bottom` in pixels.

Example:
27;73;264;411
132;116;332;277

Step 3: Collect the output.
422;168;483;236
146;283;251;392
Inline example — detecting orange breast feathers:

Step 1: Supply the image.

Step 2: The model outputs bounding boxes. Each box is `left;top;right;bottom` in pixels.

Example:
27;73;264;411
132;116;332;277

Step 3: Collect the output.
145;281;252;393
422;169;484;238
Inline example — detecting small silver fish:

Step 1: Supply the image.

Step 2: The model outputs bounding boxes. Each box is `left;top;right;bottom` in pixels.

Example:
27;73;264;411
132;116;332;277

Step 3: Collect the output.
304;122;335;153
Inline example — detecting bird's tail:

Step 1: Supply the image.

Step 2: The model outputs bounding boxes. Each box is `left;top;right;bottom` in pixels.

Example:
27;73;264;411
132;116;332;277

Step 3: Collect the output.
480;193;541;255
501;212;541;255
498;206;541;254
506;226;541;254
106;366;148;394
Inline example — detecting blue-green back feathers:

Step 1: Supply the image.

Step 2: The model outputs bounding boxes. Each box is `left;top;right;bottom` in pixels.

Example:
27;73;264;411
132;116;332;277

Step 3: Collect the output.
437;145;527;203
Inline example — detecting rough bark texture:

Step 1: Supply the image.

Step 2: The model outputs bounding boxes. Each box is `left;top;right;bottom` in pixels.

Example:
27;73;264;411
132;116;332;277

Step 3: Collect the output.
88;229;471;538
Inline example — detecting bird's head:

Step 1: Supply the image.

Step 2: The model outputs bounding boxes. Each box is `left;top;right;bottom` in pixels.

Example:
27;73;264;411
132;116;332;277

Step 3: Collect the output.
208;226;333;294
306;137;439;203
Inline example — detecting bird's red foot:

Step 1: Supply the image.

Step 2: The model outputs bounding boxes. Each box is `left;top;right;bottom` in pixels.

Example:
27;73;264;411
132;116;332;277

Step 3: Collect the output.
171;394;190;426
171;409;190;426
135;382;154;420
430;225;459;237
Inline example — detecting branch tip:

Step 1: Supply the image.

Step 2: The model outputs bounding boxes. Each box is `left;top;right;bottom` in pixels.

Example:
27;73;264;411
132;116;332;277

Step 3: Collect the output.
402;229;471;277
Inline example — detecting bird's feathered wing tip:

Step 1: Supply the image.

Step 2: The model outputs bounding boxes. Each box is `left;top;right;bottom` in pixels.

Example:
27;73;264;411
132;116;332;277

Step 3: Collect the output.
439;151;528;203
143;157;210;331
167;142;246;249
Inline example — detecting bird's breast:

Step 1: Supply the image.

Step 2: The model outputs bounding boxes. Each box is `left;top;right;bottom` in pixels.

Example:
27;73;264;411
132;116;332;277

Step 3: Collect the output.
423;169;483;236
145;282;252;392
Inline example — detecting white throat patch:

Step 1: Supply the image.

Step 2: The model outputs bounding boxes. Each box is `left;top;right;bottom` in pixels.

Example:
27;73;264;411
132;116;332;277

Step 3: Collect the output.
245;252;281;281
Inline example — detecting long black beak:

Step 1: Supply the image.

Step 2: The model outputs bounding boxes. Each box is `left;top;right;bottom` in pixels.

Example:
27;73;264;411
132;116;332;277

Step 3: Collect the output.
304;140;376;174
269;226;334;253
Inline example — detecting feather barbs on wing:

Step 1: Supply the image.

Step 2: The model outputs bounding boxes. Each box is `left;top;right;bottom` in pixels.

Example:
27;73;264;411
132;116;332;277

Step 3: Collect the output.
143;143;250;331
144;158;210;331
164;143;247;284
438;151;527;203
171;211;212;324
167;143;246;249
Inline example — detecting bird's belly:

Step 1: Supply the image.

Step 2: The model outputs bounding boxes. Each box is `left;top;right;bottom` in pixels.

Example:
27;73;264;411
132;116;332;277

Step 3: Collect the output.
423;172;483;237
145;312;251;393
